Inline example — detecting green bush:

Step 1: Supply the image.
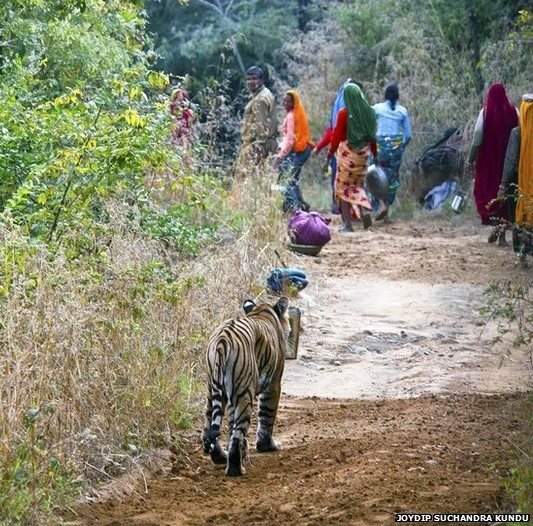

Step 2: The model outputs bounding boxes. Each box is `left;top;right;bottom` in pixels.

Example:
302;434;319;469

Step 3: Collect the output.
0;406;78;526
0;0;179;249
0;2;280;524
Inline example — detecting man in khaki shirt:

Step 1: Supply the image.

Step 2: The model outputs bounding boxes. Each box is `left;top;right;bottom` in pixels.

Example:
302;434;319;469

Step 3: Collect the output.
234;66;277;179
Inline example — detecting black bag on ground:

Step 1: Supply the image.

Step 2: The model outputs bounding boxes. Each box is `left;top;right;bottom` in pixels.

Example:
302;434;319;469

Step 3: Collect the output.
413;128;465;203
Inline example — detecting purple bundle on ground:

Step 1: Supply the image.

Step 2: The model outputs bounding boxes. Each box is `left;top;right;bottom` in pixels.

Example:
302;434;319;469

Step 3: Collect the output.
288;211;331;246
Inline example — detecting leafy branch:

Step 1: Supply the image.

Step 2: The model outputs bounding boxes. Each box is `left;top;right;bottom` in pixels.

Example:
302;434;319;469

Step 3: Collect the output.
47;107;102;243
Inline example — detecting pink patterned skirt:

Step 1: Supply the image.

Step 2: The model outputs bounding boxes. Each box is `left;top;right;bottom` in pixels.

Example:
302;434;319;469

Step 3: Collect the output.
335;140;372;218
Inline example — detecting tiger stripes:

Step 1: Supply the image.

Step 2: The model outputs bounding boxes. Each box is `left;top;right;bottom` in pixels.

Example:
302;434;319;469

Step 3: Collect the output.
202;297;290;476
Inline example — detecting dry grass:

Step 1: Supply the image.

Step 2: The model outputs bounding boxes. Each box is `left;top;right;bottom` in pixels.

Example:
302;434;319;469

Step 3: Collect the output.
0;171;286;523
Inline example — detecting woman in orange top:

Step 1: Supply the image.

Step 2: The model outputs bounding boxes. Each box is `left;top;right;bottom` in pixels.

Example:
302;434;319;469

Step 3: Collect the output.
274;90;313;211
514;94;533;226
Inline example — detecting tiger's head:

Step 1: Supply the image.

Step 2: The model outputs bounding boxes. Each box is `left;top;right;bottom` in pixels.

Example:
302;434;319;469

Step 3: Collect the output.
243;297;290;340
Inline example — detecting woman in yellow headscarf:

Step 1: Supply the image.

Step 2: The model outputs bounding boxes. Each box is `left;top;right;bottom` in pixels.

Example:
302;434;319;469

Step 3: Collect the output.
514;94;533;225
274;89;313;212
500;94;533;256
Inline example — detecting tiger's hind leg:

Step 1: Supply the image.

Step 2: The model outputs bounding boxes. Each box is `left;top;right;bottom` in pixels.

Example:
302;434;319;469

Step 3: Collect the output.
202;388;227;465
226;389;253;476
256;381;281;453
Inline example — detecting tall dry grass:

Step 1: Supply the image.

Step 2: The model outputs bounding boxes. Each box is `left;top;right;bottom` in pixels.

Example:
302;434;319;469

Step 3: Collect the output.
0;172;286;523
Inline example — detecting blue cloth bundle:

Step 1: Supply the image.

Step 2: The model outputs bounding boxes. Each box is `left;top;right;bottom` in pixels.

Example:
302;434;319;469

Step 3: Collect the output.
266;268;308;294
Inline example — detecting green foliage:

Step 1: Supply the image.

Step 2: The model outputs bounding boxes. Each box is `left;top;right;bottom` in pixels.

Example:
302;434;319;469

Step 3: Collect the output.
505;454;533;517
0;1;258;523
0;0;248;260
145;0;299;92
482;283;533;516
335;0;530;94
482;281;533;346
141;204;215;255
0;405;78;525
337;1;391;49
517;8;533;37
139;174;228;255
170;373;200;430
0;0;180;252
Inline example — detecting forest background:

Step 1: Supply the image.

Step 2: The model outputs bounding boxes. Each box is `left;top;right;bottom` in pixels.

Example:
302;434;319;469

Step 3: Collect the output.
0;0;532;524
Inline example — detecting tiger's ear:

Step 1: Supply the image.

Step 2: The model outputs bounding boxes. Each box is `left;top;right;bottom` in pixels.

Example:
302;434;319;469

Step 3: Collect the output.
243;299;256;314
274;296;289;318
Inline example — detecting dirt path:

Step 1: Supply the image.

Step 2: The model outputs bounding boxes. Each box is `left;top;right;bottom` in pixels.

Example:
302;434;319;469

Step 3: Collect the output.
284;217;531;398
75;218;532;526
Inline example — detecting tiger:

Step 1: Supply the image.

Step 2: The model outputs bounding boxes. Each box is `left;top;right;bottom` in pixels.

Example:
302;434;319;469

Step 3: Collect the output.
202;296;290;476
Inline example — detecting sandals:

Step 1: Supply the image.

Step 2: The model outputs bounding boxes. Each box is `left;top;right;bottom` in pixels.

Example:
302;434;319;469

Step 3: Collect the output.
375;208;388;221
487;229;498;243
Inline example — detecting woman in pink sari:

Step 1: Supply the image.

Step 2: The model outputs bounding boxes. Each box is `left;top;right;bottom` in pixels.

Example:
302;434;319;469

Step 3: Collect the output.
468;83;518;244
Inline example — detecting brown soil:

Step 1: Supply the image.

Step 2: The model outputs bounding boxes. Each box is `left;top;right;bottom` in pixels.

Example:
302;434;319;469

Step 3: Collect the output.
74;218;532;526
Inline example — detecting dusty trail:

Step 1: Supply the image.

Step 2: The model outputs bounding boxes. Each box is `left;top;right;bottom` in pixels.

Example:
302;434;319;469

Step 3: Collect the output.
75;218;532;526
284;218;531;399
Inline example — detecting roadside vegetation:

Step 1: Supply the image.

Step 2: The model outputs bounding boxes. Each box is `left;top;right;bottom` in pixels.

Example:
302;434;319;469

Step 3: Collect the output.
484;281;533;518
0;1;284;523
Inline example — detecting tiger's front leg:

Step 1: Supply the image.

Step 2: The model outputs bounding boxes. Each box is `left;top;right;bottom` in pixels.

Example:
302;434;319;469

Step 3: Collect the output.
256;381;281;452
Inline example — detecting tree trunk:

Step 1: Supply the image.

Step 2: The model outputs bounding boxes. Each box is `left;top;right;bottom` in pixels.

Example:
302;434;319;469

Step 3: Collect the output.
297;0;310;32
466;4;485;99
229;37;246;74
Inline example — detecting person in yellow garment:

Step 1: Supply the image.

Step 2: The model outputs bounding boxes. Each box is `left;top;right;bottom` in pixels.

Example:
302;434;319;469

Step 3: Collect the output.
514;94;533;226
233;66;278;181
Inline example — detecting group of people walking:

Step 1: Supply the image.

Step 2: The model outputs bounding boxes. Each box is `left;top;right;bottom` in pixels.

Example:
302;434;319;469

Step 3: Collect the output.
313;80;411;231
468;83;533;245
232;66;412;232
170;67;532;246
